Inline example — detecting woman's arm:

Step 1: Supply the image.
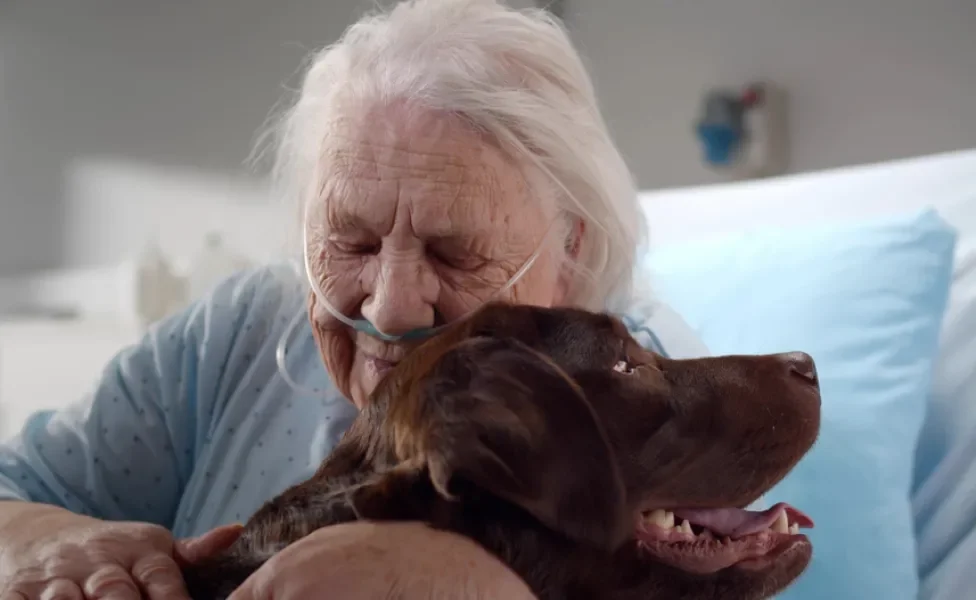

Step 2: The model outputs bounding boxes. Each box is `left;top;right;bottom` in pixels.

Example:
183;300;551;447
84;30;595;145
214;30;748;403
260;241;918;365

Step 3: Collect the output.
0;267;283;526
228;521;537;600
0;499;72;538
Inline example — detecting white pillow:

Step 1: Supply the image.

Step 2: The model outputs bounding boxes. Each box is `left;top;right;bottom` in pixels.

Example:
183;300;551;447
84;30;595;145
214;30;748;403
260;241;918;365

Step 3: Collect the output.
638;148;976;600
639;148;976;248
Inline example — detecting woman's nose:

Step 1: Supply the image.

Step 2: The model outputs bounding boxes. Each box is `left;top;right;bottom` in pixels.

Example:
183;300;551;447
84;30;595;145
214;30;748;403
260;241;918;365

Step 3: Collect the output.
361;254;439;336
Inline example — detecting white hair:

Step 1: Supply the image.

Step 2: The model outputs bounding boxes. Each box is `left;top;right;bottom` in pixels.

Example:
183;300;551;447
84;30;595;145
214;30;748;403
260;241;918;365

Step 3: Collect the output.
264;0;644;312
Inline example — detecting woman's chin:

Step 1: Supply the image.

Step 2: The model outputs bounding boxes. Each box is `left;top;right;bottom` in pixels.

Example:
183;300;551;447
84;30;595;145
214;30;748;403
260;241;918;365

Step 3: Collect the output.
348;357;397;408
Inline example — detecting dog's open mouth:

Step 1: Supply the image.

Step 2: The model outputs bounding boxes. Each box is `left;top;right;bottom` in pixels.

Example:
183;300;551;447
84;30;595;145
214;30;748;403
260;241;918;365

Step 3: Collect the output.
635;502;814;574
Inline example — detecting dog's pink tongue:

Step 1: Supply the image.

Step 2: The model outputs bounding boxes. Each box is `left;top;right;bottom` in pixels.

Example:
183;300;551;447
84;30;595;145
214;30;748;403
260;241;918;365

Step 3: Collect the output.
672;502;813;539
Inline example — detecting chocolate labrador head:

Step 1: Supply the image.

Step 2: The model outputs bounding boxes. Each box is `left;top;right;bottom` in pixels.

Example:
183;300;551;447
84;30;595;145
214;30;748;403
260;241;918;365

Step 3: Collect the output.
342;302;822;599
184;301;820;600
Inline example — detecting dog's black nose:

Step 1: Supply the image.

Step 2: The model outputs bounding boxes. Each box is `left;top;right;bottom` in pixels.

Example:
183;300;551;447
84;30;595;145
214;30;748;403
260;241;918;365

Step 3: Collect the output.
780;351;818;385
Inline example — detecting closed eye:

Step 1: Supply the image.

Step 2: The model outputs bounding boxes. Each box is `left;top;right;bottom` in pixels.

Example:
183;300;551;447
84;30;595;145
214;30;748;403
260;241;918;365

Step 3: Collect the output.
329;238;380;256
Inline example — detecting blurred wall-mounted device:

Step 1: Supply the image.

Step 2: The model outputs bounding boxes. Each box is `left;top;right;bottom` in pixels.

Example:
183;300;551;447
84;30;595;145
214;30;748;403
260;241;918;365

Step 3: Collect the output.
695;82;790;180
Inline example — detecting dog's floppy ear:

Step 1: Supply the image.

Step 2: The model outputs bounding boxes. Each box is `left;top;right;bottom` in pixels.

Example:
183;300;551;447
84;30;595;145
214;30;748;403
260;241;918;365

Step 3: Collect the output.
346;463;446;523
405;337;629;550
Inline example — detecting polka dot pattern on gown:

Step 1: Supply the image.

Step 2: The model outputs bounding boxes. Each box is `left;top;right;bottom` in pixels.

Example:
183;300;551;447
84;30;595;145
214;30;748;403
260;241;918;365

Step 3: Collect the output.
0;265;693;537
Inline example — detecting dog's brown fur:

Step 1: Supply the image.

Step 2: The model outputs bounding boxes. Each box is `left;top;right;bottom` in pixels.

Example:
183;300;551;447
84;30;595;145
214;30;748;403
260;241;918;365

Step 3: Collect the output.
182;302;821;600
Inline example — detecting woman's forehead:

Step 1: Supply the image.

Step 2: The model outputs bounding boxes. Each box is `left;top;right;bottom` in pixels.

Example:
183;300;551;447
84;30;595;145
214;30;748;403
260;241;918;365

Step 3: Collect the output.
316;112;553;239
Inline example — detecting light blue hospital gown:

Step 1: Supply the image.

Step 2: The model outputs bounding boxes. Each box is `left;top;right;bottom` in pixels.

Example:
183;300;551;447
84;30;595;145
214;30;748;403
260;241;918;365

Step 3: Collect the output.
0;266;710;539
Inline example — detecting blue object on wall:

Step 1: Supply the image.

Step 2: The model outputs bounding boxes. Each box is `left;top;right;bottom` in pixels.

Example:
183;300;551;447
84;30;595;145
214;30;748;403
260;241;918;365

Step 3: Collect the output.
695;85;762;167
696;122;741;165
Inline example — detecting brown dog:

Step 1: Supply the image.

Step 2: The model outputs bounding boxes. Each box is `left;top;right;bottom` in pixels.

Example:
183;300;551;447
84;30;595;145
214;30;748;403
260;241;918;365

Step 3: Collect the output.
182;302;821;599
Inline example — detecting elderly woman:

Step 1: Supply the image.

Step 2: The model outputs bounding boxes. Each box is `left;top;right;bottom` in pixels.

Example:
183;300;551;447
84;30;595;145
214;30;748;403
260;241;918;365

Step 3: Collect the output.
0;1;709;599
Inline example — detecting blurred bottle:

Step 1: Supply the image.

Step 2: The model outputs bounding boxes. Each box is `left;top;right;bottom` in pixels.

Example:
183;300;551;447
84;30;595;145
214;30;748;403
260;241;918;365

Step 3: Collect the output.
134;239;185;329
186;231;251;301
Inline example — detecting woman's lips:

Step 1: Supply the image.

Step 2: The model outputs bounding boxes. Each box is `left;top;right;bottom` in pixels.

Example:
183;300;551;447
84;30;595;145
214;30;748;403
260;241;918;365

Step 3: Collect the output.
364;355;397;378
358;334;411;383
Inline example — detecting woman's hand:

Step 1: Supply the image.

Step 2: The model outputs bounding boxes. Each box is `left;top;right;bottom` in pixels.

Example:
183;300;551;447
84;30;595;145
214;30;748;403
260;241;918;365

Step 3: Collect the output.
229;521;538;600
0;502;242;600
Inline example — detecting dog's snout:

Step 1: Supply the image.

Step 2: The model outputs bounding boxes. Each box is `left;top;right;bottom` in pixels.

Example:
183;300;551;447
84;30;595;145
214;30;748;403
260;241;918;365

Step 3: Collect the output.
779;351;818;385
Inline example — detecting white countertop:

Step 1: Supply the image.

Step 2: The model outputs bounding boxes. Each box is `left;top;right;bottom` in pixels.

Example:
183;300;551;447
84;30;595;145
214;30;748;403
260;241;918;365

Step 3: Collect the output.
0;317;141;440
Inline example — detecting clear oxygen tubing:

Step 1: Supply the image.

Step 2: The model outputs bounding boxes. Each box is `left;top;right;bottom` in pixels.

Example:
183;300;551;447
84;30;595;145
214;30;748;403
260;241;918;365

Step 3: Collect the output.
275;208;567;403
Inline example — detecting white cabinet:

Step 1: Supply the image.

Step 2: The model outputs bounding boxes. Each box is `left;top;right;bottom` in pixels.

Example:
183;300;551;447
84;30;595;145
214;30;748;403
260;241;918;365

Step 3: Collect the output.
0;319;140;440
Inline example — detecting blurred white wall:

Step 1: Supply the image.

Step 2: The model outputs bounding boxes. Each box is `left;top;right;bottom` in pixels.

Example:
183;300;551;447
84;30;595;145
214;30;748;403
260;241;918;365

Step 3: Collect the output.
568;0;976;190
0;0;370;277
0;0;974;277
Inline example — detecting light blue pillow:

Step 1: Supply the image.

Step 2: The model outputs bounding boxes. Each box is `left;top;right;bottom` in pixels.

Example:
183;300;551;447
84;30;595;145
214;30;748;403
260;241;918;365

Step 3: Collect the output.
643;209;955;600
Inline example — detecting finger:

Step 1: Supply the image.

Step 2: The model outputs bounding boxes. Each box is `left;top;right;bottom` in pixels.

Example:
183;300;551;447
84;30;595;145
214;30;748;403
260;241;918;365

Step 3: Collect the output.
0;592;30;600
83;564;141;599
39;578;84;600
226;584;255;600
175;523;245;564
226;569;269;600
130;553;190;600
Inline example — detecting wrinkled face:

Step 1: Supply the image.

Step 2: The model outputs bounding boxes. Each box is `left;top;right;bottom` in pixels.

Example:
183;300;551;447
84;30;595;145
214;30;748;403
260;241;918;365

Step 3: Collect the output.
306;106;565;408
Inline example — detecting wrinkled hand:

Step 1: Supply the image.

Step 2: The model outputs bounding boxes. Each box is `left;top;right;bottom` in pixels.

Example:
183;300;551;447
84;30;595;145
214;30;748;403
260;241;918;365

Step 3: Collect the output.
229;521;537;600
0;504;242;600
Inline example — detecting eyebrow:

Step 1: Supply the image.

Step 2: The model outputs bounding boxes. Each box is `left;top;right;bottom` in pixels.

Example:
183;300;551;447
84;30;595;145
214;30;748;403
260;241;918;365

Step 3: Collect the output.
321;181;393;236
324;210;379;237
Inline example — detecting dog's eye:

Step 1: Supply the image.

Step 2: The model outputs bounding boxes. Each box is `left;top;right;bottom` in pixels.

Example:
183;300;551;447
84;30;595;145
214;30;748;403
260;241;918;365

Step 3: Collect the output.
613;360;634;374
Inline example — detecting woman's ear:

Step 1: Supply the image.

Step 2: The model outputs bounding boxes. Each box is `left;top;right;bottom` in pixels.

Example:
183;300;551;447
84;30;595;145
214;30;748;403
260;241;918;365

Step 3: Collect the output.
566;217;585;261
556;218;585;305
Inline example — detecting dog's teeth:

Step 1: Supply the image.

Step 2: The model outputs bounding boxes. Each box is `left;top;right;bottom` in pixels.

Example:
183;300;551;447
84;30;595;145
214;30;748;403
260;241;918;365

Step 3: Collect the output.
772;511;790;534
789;523;800;534
644;509;667;528
678;519;693;535
644;509;675;529
643;509;663;526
